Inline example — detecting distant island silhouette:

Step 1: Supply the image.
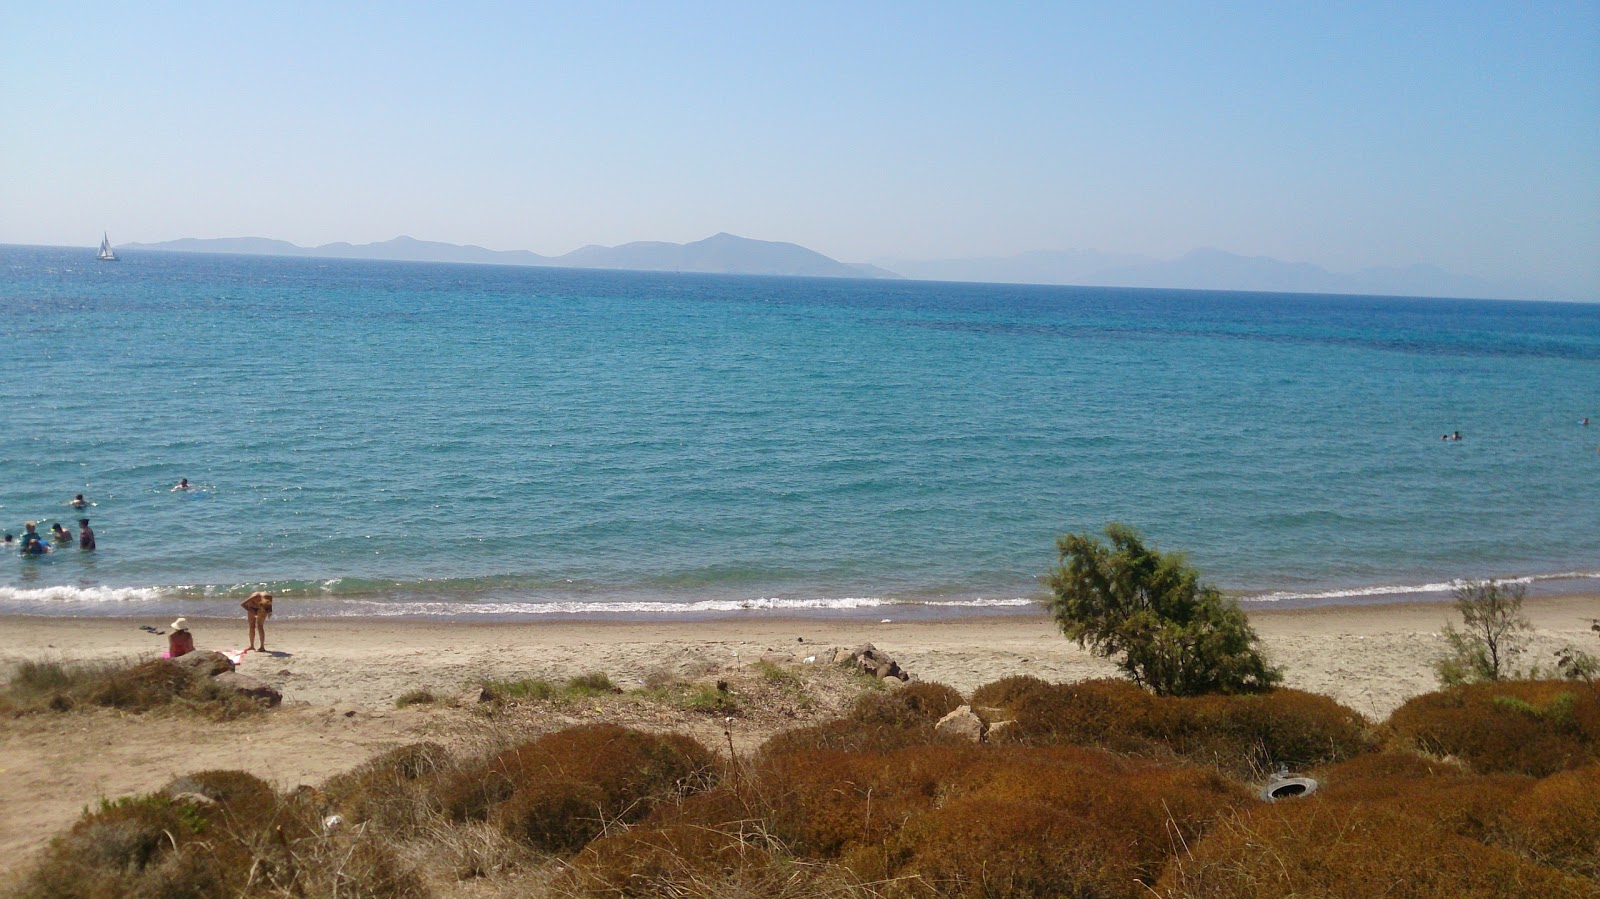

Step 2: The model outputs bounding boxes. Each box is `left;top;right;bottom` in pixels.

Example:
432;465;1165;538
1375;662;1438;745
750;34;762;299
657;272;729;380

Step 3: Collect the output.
123;233;899;281
120;234;1560;301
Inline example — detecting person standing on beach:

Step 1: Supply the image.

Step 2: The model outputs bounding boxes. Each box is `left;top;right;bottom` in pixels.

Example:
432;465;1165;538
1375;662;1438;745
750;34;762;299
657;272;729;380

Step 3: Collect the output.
78;518;95;550
242;592;274;651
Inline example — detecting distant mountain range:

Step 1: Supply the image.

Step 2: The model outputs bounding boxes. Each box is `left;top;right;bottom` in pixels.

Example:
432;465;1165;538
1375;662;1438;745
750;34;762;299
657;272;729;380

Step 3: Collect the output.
121;234;1561;300
123;233;899;280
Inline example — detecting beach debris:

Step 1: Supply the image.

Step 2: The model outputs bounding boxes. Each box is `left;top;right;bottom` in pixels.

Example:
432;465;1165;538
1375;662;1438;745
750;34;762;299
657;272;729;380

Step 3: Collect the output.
1261;772;1319;802
172;650;236;677
323;814;344;833
455;686;492;706
802;655;816;664
168;791;216;807
212;671;283;707
935;705;984;743
840;643;911;682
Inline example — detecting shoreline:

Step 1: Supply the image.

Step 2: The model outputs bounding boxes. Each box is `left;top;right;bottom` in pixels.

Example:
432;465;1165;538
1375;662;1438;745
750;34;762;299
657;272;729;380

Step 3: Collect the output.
2;568;1596;621
1;593;1595;873
3;593;1595;720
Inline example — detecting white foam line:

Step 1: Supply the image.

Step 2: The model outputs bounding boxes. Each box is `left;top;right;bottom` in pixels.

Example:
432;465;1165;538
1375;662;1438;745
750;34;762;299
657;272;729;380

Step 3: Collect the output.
1242;570;1600;603
0;585;167;603
310;596;1036;618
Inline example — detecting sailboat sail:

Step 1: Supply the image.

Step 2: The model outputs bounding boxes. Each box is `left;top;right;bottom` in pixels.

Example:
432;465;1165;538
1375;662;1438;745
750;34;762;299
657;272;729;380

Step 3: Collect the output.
97;233;118;261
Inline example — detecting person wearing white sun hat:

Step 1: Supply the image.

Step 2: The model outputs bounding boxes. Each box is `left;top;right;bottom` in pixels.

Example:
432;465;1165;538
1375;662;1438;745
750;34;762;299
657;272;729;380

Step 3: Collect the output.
168;618;195;658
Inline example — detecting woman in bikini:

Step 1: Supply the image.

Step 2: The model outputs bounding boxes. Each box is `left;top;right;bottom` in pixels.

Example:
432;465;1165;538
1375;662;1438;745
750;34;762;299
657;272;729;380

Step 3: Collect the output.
242;592;274;651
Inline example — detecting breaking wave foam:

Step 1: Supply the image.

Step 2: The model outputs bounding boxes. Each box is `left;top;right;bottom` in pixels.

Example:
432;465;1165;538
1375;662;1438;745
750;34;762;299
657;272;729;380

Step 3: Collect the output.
0;585;168;604
314;596;1038;618
1241;570;1600;603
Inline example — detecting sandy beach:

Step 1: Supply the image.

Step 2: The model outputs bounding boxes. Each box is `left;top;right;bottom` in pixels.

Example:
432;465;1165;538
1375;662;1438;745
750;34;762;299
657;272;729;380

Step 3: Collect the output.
1;594;1596;873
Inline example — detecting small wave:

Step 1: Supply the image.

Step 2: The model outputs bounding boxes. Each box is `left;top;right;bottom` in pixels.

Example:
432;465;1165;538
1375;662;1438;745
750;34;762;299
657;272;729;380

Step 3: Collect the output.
308;595;1037;618
0;585;167;604
1241;570;1600;603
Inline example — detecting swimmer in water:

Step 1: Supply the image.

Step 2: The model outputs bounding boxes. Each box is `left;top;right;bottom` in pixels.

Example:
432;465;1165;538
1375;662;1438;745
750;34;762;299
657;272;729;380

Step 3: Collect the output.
172;478;191;492
78;518;95;551
68;494;88;509
50;523;72;544
18;522;48;555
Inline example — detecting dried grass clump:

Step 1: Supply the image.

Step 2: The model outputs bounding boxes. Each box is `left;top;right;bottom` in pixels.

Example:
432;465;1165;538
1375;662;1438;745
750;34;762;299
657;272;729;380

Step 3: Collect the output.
439;724;719;855
0;657;264;719
11;779;428;899
1386;680;1600;776
1156;799;1595;898
850;680;964;726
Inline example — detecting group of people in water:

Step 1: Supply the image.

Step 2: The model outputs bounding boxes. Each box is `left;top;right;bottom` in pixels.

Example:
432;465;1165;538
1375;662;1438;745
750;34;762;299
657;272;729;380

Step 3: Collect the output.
7;514;94;555
10;482;196;557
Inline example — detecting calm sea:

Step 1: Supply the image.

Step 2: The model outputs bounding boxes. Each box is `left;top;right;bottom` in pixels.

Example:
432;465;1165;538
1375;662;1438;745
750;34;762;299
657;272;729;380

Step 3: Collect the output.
2;245;1596;620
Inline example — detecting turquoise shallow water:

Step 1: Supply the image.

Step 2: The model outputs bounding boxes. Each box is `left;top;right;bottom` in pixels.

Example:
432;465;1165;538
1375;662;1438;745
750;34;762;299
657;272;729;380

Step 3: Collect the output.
2;245;1596;619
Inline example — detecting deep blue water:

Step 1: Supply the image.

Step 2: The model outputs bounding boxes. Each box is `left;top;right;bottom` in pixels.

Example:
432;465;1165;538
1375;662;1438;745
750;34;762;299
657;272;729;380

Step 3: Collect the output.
2;245;1596;618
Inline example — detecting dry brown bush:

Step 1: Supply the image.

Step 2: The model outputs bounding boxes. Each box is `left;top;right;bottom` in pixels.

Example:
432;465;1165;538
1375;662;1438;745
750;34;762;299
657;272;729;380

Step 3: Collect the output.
1148;688;1374;776
1386;680;1600;776
1502;764;1600;880
990;680;1372;776
1156;799;1595;898
438;724;719;855
0;657;263;719
968;674;1054;713
322;741;454;836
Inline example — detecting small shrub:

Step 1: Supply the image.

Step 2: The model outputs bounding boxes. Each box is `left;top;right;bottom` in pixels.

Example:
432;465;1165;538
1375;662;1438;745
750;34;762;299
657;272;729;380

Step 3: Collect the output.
1435;578;1533;686
163;769;277;810
849;681;964;727
992;678;1160;751
394;688;437;708
490;777;609;853
1045;523;1279;696
1386;680;1600;776
969;674;1053;713
1150;688;1374;776
440;725;718;852
322;742;453;835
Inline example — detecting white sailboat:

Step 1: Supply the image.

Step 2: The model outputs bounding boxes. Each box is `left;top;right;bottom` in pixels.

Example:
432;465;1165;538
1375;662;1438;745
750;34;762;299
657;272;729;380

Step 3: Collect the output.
97;233;118;261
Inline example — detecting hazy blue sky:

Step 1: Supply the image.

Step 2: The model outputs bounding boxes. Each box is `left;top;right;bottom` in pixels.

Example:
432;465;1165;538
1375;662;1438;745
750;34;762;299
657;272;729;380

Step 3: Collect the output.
4;3;1597;296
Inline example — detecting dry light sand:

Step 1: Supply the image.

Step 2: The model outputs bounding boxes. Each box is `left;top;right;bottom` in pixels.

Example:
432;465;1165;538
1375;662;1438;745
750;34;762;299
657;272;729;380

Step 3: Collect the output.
0;594;1596;874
